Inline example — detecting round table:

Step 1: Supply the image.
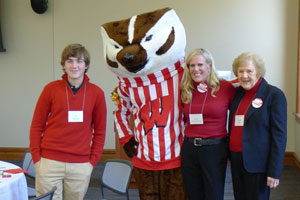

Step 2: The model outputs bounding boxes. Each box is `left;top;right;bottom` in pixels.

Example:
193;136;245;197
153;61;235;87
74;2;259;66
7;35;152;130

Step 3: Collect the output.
0;160;28;200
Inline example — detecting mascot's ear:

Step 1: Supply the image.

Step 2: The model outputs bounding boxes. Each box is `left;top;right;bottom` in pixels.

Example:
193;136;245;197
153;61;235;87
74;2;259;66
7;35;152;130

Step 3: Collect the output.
31;0;48;14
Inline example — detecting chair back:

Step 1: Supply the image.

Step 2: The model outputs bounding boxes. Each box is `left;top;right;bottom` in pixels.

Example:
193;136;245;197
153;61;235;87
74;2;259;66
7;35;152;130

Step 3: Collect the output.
100;159;133;196
33;186;57;200
22;150;35;178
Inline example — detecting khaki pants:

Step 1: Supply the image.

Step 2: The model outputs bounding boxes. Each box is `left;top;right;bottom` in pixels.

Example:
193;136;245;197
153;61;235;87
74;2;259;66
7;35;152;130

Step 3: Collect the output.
35;158;93;200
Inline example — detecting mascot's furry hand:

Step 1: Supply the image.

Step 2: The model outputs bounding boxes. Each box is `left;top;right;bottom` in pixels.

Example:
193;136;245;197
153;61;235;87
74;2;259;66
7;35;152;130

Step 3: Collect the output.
123;137;138;158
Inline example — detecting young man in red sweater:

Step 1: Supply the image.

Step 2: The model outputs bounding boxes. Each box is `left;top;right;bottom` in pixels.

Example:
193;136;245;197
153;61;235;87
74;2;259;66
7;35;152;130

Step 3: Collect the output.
30;44;107;200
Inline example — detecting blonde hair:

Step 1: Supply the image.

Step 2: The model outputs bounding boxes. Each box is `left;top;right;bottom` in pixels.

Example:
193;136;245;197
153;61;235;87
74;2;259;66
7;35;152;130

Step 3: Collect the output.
180;48;220;104
232;52;265;78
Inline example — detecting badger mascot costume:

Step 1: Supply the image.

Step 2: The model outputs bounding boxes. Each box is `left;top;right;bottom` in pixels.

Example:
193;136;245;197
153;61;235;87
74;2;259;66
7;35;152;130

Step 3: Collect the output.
101;8;187;199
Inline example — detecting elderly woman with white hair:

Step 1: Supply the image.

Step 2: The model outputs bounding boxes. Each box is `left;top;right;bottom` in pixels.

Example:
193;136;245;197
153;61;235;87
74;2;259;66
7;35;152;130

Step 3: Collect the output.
229;52;287;200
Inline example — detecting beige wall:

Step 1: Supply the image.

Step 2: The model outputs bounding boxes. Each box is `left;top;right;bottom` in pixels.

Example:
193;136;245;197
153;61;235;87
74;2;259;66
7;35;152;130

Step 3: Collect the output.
0;0;298;154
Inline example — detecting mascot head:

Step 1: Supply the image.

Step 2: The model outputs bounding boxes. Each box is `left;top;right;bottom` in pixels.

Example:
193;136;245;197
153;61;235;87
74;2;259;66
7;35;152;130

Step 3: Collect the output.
101;8;186;78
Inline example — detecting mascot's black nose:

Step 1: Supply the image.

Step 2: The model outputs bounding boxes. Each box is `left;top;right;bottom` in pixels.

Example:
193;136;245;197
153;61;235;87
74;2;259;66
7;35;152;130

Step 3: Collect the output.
122;53;134;64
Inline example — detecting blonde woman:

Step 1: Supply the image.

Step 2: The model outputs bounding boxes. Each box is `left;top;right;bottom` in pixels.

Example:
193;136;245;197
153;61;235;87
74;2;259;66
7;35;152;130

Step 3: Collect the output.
180;48;235;200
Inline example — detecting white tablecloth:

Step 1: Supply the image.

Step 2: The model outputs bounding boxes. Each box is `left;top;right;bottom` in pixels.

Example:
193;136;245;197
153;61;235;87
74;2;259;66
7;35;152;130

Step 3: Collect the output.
0;160;28;200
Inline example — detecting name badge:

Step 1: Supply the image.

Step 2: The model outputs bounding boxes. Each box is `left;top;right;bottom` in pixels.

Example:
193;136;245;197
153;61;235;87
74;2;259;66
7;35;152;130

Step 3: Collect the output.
189;114;203;124
234;115;244;126
68;111;83;122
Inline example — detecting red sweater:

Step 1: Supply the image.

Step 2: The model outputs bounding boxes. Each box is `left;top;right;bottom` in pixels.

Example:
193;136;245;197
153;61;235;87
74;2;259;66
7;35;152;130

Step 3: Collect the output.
183;80;235;138
229;78;262;152
30;74;107;167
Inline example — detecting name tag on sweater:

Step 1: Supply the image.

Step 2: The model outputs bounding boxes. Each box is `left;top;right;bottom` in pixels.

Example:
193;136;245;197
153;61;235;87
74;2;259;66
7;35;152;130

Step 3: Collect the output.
235;115;244;126
189;114;203;124
68;111;83;122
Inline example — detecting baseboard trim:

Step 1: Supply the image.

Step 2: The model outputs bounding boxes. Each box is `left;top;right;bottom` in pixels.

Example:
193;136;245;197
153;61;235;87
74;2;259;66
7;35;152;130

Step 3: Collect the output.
0;148;300;173
0;147;116;162
283;152;295;166
294;152;300;174
99;149;116;162
0;147;29;160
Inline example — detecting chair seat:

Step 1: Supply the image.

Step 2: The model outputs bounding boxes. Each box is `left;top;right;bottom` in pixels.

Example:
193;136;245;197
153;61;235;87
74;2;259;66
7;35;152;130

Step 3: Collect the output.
28;186;36;197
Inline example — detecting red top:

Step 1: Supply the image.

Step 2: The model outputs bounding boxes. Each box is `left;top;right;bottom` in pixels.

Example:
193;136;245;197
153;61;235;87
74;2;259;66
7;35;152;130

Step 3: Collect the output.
30;74;107;167
183;80;235;138
229;78;262;152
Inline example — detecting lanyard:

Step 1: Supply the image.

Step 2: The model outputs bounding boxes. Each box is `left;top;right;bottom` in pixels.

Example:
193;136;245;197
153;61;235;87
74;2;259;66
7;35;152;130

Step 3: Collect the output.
189;90;208;115
65;83;86;111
